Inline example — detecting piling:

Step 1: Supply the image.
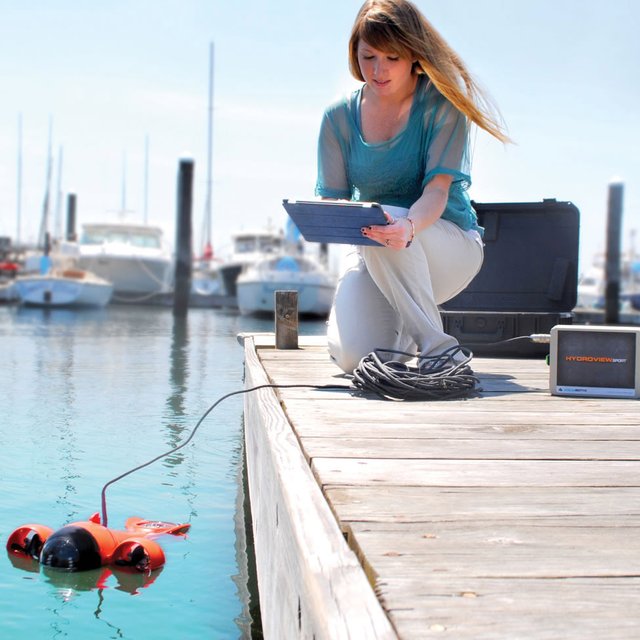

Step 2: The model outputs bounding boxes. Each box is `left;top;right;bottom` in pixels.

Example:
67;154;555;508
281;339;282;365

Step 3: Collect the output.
275;290;298;349
173;158;194;317
66;193;77;242
605;180;624;324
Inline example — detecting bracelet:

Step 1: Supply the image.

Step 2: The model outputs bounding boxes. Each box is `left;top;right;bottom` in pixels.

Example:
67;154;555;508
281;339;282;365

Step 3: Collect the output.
405;217;415;248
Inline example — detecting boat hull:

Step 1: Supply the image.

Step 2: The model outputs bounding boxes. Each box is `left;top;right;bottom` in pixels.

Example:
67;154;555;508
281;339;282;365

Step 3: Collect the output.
15;274;113;308
77;253;172;302
77;223;173;303
237;274;334;317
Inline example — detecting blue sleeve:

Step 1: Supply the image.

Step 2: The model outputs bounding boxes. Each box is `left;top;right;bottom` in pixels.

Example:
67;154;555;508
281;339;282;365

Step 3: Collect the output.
422;100;471;191
315;105;352;200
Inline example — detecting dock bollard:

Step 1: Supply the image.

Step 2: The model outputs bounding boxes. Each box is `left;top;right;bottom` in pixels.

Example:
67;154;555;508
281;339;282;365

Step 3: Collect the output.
275;290;299;349
605;179;623;325
173;158;194;317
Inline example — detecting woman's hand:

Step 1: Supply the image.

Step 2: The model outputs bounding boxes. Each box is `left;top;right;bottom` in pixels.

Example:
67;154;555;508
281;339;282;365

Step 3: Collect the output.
361;174;453;249
361;213;414;250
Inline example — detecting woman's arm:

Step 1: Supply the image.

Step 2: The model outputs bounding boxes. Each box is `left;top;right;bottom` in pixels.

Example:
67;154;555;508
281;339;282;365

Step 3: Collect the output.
362;173;453;249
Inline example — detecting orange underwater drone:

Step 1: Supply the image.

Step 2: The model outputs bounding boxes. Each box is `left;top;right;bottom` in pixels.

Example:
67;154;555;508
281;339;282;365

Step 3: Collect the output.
7;513;190;572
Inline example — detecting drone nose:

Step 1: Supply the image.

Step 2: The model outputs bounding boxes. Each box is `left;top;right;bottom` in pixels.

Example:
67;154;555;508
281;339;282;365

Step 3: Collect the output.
40;526;102;571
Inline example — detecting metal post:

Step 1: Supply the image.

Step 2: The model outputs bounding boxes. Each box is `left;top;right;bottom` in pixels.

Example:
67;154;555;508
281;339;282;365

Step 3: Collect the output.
275;290;299;349
604;180;624;324
173;158;194;317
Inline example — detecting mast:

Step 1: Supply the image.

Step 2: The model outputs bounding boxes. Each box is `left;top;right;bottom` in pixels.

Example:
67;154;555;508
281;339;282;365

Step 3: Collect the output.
202;41;214;258
37;116;54;250
121;150;127;215
54;145;64;240
144;134;149;225
16;113;23;247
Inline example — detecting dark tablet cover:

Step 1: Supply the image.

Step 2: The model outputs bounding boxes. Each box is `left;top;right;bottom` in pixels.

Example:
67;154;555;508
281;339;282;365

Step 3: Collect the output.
282;199;388;246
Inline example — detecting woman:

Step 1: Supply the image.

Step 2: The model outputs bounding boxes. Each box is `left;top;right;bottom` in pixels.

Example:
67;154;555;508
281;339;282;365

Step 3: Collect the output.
316;0;509;373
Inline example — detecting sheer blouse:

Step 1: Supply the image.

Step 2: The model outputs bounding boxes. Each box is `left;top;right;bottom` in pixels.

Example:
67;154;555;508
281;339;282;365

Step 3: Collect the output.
315;74;482;234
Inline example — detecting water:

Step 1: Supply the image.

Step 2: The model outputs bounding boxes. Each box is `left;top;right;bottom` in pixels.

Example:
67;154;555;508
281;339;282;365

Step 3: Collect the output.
0;304;325;639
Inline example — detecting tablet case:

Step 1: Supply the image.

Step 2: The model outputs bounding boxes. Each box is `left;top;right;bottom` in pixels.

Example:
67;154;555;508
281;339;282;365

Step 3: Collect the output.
282;199;387;246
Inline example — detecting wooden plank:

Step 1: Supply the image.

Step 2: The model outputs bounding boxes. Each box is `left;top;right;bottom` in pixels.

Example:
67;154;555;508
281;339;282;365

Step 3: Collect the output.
279;400;637;422
294;422;640;440
374;577;640;639
312;458;640;487
301;437;640;460
241;334;396;639
324;486;640;522
346;521;640;578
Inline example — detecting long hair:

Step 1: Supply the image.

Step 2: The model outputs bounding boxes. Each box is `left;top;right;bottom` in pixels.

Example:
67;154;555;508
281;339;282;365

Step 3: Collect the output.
348;0;510;143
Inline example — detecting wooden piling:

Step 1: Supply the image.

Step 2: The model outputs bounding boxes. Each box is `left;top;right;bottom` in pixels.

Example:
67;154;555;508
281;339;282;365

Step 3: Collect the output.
605;180;624;324
66;193;77;242
275;290;298;349
173;158;194;317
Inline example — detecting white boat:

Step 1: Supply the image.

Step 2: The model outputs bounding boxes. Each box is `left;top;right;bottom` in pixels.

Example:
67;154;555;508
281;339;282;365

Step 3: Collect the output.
218;230;284;299
0;258;19;303
237;253;336;317
76;223;173;303
0;280;19;303
577;242;640;310
15;267;113;308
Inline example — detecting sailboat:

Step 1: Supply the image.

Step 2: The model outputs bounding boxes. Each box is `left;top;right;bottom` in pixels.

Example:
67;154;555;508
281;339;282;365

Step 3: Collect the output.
190;42;225;306
16;262;114;308
14;125;113;308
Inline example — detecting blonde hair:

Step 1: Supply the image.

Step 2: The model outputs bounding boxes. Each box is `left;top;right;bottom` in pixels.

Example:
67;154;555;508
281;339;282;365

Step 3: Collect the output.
348;0;510;143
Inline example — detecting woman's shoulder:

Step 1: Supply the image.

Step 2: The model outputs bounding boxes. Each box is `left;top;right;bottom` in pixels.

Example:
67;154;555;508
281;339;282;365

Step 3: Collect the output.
323;85;363;118
414;74;462;126
415;74;448;107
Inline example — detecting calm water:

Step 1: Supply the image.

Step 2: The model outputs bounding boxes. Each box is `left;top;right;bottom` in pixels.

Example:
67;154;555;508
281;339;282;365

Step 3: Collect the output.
0;304;325;639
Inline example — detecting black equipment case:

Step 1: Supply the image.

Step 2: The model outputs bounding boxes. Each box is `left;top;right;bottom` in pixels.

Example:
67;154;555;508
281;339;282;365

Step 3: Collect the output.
440;199;580;356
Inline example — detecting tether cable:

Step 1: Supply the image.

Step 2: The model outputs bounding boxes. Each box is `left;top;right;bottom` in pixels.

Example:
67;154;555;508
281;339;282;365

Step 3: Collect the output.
351;345;480;401
99;382;349;526
101;335;551;524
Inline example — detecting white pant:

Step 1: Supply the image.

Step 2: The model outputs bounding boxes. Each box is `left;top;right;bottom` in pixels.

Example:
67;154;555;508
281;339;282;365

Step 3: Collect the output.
327;216;484;373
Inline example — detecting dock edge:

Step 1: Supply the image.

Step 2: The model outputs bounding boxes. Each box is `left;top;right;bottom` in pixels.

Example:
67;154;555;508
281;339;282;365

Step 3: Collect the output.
240;333;396;639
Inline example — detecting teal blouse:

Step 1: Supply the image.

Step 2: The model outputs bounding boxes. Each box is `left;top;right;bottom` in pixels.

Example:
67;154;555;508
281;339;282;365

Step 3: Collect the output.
315;74;482;234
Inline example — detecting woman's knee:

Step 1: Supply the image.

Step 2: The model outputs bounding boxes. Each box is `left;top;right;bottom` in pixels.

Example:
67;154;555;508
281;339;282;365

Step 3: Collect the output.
327;339;363;374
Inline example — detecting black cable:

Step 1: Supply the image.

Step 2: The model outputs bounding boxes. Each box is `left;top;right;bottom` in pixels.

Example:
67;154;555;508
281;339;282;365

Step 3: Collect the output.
99;382;349;526
351;345;480;401
100;335;548;524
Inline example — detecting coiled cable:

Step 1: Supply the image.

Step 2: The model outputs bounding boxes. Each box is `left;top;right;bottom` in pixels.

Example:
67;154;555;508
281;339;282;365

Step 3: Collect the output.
351;345;480;401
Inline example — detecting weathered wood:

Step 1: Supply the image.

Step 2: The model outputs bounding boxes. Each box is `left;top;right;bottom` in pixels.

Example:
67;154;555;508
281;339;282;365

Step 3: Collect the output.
240;334;395;639
347;520;640;578
275;290;299;349
375;577;640;639
324;486;640;521
243;334;640;639
301;436;640;460
312;458;640;487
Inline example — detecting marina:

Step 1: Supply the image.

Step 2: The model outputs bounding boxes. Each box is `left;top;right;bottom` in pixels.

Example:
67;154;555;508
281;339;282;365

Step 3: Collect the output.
0;304;325;639
242;333;640;639
2;5;639;638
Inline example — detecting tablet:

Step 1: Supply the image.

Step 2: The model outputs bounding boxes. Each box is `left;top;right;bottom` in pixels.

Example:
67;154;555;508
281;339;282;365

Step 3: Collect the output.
282;199;388;246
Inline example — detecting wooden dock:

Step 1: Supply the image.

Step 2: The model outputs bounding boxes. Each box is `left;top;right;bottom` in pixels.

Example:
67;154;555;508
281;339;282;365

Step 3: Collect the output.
241;334;640;639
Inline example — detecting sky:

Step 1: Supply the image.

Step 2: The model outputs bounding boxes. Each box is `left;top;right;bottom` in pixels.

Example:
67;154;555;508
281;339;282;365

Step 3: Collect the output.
0;0;638;271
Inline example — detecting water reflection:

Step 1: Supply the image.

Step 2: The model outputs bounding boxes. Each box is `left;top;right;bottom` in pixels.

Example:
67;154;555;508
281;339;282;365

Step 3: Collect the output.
8;539;164;596
233;418;260;638
163;316;190;469
41;565;163;596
